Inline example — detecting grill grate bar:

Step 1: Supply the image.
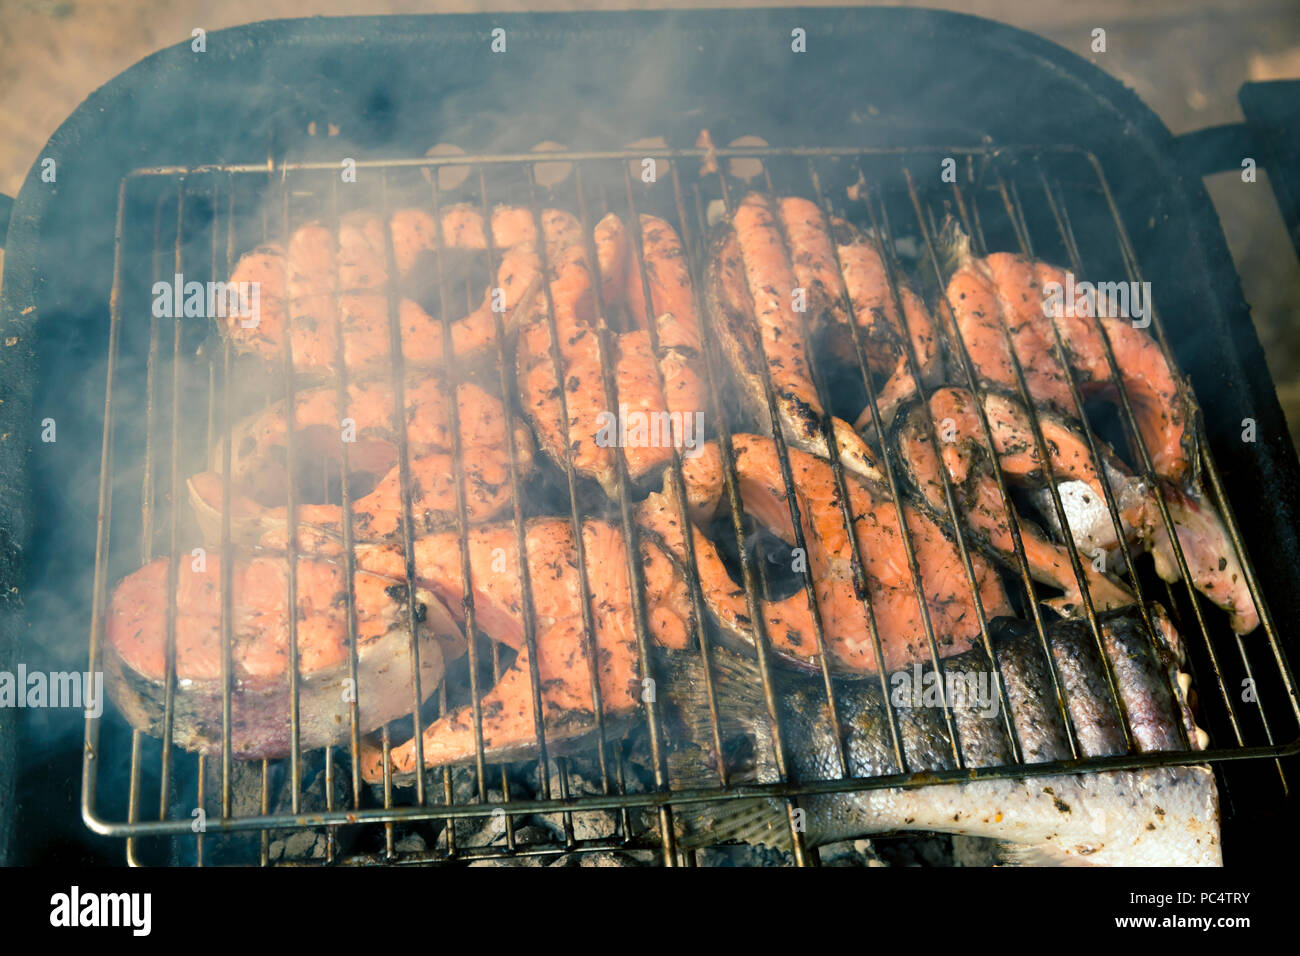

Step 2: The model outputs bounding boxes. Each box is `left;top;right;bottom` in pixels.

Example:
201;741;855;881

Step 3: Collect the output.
690;173;813;862
519;169;622;854
575;167;693;840
427;173;493;811
474;166;555;810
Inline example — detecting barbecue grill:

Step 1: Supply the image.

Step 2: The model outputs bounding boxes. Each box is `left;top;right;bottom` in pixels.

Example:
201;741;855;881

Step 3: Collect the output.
2;9;1299;867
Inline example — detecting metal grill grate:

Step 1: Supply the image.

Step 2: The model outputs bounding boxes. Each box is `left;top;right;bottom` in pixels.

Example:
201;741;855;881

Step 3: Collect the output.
83;142;1300;866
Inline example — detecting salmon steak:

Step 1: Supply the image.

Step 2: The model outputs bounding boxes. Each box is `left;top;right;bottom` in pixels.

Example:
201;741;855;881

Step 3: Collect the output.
104;552;461;759
766;199;945;430
892;387;1135;616
638;434;1013;674
705;193;889;486
188;374;534;547
516;210;707;498
353;518;694;780
965;387;1256;633
223;204;543;376
940;225;1195;483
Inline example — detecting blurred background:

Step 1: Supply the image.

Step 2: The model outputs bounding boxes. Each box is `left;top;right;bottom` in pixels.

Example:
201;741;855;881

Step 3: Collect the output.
2;0;1298;437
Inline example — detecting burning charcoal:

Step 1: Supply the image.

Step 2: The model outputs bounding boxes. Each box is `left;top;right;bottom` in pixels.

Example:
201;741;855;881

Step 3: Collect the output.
817;840;885;867
694;844;795;867
282;828;328;861
393;833;427;854
950;836;1002;867
574;851;647;867
468;856;547;868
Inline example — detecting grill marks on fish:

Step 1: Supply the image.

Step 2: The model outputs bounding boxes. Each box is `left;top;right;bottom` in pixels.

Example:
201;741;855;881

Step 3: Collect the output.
517;211;705;497
639;434;1012;674
104;553;460;759
225;204;543;375
661;605;1217;864
189;375;533;546
354;519;693;778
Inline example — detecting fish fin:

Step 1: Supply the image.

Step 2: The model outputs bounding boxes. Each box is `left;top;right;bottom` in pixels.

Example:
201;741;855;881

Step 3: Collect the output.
935;216;974;281
677;798;793;851
658;644;767;745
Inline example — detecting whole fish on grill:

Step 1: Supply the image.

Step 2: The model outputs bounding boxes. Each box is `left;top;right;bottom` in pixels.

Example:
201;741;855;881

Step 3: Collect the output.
657;604;1219;866
103;551;462;759
934;225;1258;633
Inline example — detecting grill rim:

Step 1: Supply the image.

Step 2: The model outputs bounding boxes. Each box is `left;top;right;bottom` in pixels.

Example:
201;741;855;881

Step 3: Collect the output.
2;8;1299;866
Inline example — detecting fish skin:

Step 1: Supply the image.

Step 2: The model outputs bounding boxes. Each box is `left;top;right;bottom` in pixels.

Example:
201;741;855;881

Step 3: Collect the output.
659;605;1219;865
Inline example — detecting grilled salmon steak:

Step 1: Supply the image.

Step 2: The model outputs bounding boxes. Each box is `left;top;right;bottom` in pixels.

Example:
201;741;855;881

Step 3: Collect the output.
764;199;945;430
941;226;1194;483
893;388;1136;616
638;434;1013;674
967;387;1257;633
224;204;543;376
104;552;461;759
706;193;889;486
354;518;693;779
188;375;534;547
517;210;706;498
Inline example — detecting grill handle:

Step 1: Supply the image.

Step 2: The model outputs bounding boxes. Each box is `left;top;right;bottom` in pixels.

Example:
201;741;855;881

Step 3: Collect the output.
1175;80;1300;262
